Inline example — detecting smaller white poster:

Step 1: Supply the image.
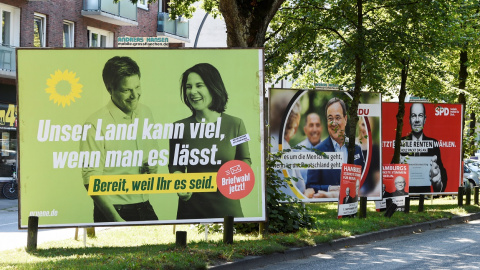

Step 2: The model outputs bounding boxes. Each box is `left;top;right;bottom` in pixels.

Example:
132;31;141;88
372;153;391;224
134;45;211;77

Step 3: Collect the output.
405;156;432;186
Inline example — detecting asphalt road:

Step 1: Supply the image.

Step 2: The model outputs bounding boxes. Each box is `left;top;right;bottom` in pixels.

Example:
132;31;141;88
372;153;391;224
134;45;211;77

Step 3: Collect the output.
253;220;480;270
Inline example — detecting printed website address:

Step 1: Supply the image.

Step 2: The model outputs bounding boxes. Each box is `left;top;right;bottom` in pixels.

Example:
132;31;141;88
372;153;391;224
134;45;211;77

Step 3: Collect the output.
29;209;58;217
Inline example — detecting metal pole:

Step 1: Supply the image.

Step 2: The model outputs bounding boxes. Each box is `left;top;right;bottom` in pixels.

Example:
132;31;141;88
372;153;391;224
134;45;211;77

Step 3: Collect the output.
83;228;86;247
194;12;209;48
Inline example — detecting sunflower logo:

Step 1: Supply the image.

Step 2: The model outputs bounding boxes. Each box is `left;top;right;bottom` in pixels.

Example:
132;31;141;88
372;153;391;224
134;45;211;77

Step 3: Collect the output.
45;70;83;107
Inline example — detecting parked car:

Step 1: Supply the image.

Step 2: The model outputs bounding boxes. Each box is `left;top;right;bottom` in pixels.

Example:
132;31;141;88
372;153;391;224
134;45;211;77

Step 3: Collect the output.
465;159;480;173
464;164;480;189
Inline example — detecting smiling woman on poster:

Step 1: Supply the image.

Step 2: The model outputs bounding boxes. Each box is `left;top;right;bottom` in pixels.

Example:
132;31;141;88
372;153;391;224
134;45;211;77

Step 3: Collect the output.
168;63;252;219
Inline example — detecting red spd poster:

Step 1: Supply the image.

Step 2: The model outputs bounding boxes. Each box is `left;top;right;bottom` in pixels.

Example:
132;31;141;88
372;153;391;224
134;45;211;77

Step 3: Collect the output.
382;103;463;194
376;164;409;211
337;164;361;218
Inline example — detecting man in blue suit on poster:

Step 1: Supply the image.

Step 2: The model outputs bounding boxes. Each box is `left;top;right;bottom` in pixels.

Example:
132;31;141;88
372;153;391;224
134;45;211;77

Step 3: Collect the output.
305;97;365;198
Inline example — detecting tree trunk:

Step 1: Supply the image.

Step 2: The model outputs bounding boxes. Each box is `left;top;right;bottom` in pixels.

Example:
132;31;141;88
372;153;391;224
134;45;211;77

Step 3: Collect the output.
470;112;476;154
458;50;468;159
347;0;364;164
219;0;285;47
392;59;409;164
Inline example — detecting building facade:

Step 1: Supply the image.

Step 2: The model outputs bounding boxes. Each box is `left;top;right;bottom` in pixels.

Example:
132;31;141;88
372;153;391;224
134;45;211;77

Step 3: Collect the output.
0;0;189;186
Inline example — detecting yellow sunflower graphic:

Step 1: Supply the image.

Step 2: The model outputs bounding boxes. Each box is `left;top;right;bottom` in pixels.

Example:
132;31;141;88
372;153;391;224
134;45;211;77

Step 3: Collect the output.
45;70;83;107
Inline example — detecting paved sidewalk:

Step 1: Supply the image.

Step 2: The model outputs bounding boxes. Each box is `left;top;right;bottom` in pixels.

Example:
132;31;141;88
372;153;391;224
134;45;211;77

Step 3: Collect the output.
0;198;105;251
0;198;17;211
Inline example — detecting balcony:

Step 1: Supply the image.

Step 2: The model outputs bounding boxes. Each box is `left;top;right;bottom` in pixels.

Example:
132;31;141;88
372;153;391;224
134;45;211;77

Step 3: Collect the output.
157;12;190;43
0;45;16;79
82;0;138;26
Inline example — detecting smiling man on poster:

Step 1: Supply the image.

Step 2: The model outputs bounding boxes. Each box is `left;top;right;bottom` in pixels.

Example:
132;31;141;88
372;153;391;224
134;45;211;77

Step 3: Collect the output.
399;103;446;193
80;56;159;222
305;97;364;198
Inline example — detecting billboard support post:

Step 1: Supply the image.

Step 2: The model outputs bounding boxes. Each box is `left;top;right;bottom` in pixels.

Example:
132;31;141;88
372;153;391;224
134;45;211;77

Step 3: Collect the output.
418;195;425;212
458;187;464;206
223;216;234;244
404;197;410;214
359;197;367;218
259;222;266;237
386;198;392;208
475;187;479;205
175;231;187;248
384;202;397;218
466;187;471;205
26;216;39;252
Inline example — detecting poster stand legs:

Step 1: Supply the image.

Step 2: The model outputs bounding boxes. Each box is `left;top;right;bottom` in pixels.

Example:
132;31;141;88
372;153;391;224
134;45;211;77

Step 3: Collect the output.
74;227;90;247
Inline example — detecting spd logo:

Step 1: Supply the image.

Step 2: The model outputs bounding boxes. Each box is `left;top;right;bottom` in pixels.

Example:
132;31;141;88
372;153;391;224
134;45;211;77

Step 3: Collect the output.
435;106;449;116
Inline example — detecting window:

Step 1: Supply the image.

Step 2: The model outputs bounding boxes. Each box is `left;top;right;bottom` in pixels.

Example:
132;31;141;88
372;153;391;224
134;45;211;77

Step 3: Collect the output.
87;27;113;48
2;11;10;45
34;13;46;47
137;0;148;10
63;20;74;48
0;4;19;47
158;0;169;13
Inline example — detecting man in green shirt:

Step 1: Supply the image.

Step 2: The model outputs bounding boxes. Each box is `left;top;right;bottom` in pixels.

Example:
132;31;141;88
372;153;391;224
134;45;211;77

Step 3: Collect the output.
80;56;158;223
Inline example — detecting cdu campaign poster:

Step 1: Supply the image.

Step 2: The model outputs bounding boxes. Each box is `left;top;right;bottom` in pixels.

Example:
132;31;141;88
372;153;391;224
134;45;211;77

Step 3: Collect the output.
17;48;265;228
382;103;463;194
269;89;382;202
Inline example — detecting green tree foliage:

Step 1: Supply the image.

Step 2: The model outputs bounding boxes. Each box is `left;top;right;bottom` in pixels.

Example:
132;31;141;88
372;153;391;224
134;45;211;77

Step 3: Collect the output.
438;0;480;157
236;148;317;233
265;0;473;163
266;0;385;163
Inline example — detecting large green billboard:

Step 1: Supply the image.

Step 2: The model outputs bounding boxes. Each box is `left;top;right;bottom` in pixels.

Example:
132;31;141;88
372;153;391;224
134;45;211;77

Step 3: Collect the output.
17;48;265;228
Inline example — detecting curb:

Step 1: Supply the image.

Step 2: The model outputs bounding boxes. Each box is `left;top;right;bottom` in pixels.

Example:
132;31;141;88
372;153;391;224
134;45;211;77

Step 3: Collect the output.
210;212;480;269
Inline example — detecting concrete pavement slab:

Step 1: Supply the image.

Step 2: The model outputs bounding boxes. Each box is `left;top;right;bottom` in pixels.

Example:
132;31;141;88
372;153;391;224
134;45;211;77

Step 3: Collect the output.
0;198;17;211
0;198;111;251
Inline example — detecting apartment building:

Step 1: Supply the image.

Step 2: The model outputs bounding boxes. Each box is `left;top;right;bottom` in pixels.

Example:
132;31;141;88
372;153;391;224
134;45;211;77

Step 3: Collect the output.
0;0;189;185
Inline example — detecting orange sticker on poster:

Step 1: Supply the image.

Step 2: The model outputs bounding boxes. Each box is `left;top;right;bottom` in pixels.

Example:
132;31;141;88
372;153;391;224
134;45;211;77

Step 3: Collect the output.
216;160;255;200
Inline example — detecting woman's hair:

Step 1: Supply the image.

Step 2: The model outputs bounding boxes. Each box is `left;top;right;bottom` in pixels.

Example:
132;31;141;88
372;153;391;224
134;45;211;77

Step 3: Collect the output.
180;63;228;114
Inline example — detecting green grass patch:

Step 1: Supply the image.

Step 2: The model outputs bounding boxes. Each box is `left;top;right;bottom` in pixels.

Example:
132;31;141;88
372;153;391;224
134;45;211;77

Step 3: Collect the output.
1;197;479;269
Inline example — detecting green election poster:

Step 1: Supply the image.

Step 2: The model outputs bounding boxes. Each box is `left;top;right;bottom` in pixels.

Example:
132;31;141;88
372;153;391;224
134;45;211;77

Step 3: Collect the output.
17;48;265;228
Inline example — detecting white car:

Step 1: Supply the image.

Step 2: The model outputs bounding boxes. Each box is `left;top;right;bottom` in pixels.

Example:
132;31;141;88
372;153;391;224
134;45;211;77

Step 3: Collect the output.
464;164;480;189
